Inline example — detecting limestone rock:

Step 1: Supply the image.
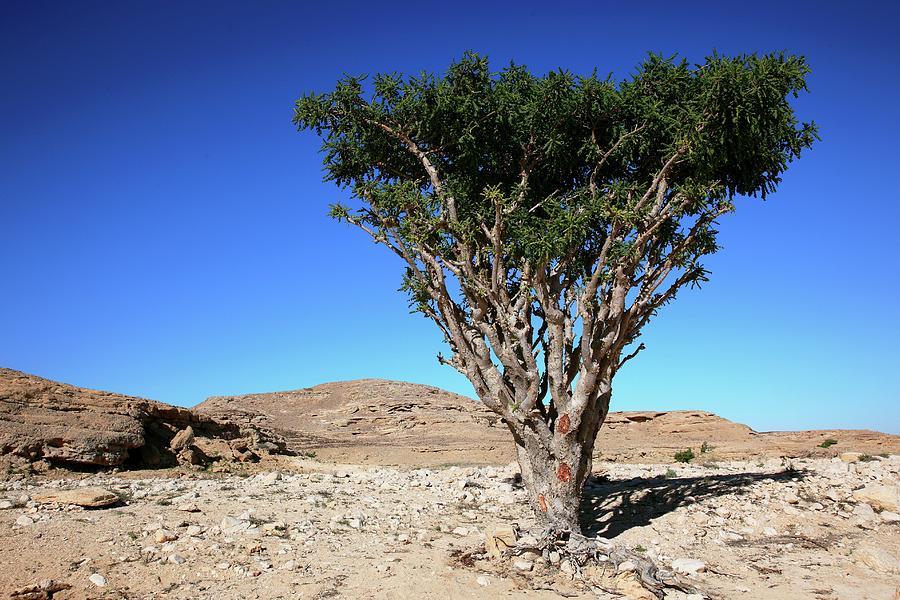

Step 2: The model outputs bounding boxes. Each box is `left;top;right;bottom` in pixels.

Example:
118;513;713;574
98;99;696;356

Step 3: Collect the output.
0;368;286;470
853;484;900;512
485;525;517;559
33;487;119;508
671;558;706;575
855;544;900;574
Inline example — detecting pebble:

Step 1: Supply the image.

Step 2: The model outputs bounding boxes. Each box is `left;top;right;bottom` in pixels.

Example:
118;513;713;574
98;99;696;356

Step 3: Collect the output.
15;515;34;526
476;575;490;586
88;573;107;587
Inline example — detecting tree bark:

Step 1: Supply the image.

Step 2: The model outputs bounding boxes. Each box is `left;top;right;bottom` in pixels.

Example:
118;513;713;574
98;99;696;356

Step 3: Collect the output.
511;382;612;537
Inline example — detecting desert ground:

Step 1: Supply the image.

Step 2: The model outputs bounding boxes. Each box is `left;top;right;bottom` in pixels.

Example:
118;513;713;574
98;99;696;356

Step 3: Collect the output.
2;369;899;599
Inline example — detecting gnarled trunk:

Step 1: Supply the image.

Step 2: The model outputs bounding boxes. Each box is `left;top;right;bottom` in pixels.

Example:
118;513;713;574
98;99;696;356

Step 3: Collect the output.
511;384;612;536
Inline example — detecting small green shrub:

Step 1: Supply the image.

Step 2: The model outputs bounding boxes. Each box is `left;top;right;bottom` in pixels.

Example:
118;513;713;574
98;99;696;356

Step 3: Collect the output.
700;441;713;454
664;468;677;478
674;449;695;463
818;439;838;448
858;454;876;462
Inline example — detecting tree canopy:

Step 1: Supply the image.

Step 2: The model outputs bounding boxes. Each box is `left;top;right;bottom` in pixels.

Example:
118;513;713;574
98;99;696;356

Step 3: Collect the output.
294;50;816;535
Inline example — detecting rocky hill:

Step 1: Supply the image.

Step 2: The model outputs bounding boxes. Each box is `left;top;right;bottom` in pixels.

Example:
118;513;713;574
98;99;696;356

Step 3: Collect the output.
197;379;900;465
0;369;285;472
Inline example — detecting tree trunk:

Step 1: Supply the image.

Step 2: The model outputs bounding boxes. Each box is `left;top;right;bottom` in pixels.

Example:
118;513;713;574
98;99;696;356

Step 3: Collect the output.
513;384;612;537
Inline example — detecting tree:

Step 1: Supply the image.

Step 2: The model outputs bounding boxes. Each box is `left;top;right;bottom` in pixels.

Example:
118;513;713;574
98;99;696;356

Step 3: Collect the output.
294;51;816;538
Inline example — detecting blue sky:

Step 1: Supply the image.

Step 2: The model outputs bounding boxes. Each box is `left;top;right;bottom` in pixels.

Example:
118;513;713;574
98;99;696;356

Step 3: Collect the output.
2;1;898;433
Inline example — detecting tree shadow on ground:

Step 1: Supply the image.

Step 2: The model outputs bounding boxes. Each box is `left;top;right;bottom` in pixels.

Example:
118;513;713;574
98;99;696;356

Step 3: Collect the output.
580;468;808;539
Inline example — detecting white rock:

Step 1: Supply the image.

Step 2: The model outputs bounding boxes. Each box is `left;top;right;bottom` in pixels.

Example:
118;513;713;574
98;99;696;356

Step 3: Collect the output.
452;527;469;536
617;560;637;573
855;544;900;574
476;575;490;586
0;500;13;510
221;516;242;529
88;573;107;587
15;515;34;526
671;558;706;575
513;559;533;571
168;554;186;565
880;510;900;523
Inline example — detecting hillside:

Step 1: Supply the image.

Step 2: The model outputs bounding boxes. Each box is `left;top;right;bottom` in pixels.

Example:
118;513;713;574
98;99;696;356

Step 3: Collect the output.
197;379;900;465
0;368;284;471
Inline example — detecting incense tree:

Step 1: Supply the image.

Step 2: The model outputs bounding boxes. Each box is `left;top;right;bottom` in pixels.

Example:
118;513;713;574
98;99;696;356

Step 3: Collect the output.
293;51;816;536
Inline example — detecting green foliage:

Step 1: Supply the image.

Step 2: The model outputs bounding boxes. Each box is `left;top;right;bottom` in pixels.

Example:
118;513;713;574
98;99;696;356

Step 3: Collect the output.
818;438;838;448
296;51;814;263
664;468;678;478
858;454;876;462
674;448;695;463
700;441;712;453
293;51;816;394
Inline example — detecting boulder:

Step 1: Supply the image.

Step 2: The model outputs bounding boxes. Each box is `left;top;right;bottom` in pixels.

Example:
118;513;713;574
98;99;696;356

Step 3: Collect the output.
169;426;194;451
32;487;119;508
852;484;900;512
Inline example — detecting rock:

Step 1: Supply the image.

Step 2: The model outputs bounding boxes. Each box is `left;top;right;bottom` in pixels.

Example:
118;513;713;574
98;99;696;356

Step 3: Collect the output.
485;525;517;559
0;500;13;510
33;487;119;508
88;573;107;587
0;368;284;469
853;484;900;512
783;491;801;504
451;526;469;536
841;452;862;463
617;560;637;573
513;559;533;571
221;516;242;529
855;544;900;574
15;515;34;526
476;575;490;586
614;572;657;600
168;554;186;565
9;579;72;599
880;511;900;523
154;529;177;543
169;426;194;451
178;446;209;466
260;471;282;485
671;558;706;575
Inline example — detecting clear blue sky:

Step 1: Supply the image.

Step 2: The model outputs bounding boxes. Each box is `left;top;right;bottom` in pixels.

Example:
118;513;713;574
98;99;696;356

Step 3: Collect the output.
2;1;898;434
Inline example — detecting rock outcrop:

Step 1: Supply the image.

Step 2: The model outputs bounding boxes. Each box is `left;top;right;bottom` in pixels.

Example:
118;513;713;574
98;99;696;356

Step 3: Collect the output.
0;369;286;470
198;379;900;465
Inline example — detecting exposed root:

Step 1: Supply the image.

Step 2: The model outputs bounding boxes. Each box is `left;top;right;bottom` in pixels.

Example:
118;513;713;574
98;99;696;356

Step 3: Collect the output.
503;527;709;599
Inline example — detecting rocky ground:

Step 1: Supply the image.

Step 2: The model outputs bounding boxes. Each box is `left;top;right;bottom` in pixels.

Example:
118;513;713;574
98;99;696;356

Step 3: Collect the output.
2;454;898;600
